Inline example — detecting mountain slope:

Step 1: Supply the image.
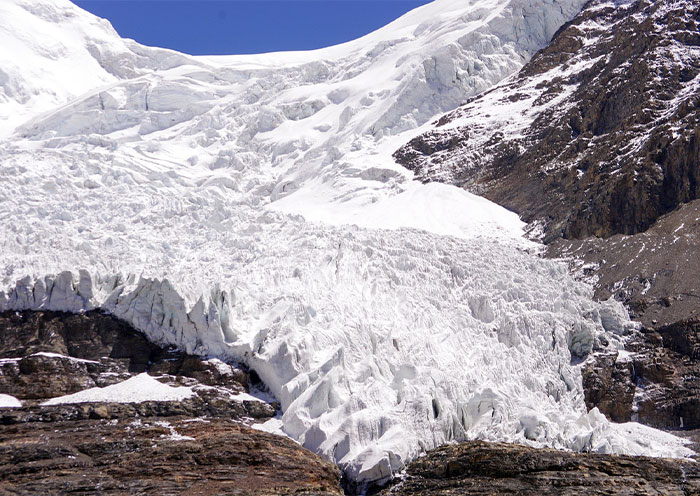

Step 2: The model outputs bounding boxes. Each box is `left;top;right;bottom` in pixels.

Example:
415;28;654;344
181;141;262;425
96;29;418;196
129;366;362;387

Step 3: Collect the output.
0;0;194;136
551;198;700;329
5;0;590;237
395;0;700;242
0;0;693;487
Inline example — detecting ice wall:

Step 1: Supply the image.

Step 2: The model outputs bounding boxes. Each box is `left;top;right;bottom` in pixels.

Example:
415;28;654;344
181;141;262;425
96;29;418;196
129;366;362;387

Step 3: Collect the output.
1;221;691;484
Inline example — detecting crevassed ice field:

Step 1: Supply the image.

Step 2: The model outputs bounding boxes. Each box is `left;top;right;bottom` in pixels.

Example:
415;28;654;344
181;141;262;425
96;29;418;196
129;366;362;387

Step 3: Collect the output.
0;0;692;485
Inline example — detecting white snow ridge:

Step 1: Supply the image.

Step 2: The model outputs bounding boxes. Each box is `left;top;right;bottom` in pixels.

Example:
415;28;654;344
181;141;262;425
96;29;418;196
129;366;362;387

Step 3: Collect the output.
0;0;692;487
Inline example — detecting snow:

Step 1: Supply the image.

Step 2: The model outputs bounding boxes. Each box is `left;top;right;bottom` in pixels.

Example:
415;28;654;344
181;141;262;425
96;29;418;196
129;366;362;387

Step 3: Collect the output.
0;0;191;136
1;0;589;241
616;349;634;363
41;373;195;405
230;392;267;403
31;351;99;364
154;420;196;442
0;0;693;486
253;416;293;439
0;394;22;408
271;180;525;240
204;358;238;377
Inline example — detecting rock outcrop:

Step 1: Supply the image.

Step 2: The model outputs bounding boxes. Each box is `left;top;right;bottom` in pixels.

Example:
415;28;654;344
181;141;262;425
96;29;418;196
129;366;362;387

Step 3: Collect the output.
583;320;700;430
0;310;343;495
0;309;257;406
0;417;342;496
380;441;700;495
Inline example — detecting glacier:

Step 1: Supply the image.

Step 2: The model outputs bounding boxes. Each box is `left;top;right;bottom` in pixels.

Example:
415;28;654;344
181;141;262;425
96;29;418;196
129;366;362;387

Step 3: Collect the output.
0;0;693;487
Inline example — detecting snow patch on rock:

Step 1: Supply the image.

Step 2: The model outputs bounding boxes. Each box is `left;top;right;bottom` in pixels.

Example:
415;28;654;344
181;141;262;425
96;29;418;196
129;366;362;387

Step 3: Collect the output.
41;373;195;405
0;394;22;408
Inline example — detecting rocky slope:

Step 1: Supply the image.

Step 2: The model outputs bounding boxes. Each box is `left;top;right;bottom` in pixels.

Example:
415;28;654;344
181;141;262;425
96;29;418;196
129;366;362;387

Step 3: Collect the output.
549;199;700;329
380;441;700;495
551;200;700;432
395;0;700;243
0;310;342;495
0;419;342;496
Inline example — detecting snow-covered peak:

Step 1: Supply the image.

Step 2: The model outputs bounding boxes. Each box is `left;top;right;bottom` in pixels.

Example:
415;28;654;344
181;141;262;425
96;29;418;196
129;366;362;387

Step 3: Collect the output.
0;0;194;136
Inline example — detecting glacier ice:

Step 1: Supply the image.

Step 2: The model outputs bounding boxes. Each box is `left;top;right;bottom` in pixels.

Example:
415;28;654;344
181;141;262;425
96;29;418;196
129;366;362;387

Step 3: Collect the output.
3;0;591;229
0;0;693;487
0;217;692;483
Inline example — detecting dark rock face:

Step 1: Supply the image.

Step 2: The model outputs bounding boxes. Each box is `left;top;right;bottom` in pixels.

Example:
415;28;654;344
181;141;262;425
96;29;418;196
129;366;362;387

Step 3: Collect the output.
0;310;343;494
583;320;700;430
0;417;342;495
379;441;700;495
581;352;636;423
548;199;700;329
0;308;160;367
395;0;700;243
0;310;251;403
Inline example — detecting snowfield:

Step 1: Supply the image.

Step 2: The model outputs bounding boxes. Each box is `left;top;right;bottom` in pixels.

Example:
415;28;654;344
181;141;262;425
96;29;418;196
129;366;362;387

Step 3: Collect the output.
0;0;692;486
41;373;195;405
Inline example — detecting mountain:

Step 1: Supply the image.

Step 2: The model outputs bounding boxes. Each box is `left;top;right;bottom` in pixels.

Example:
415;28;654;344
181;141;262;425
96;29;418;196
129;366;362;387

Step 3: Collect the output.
0;0;695;489
0;0;194;137
396;0;699;241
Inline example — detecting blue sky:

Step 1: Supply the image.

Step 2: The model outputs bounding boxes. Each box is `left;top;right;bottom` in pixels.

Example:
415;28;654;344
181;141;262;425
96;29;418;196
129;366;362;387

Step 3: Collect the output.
73;1;432;55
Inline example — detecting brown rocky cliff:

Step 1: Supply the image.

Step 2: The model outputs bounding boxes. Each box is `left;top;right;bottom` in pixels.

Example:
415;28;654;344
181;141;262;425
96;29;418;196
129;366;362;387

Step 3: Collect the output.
0;418;342;496
395;0;700;243
379;441;700;495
